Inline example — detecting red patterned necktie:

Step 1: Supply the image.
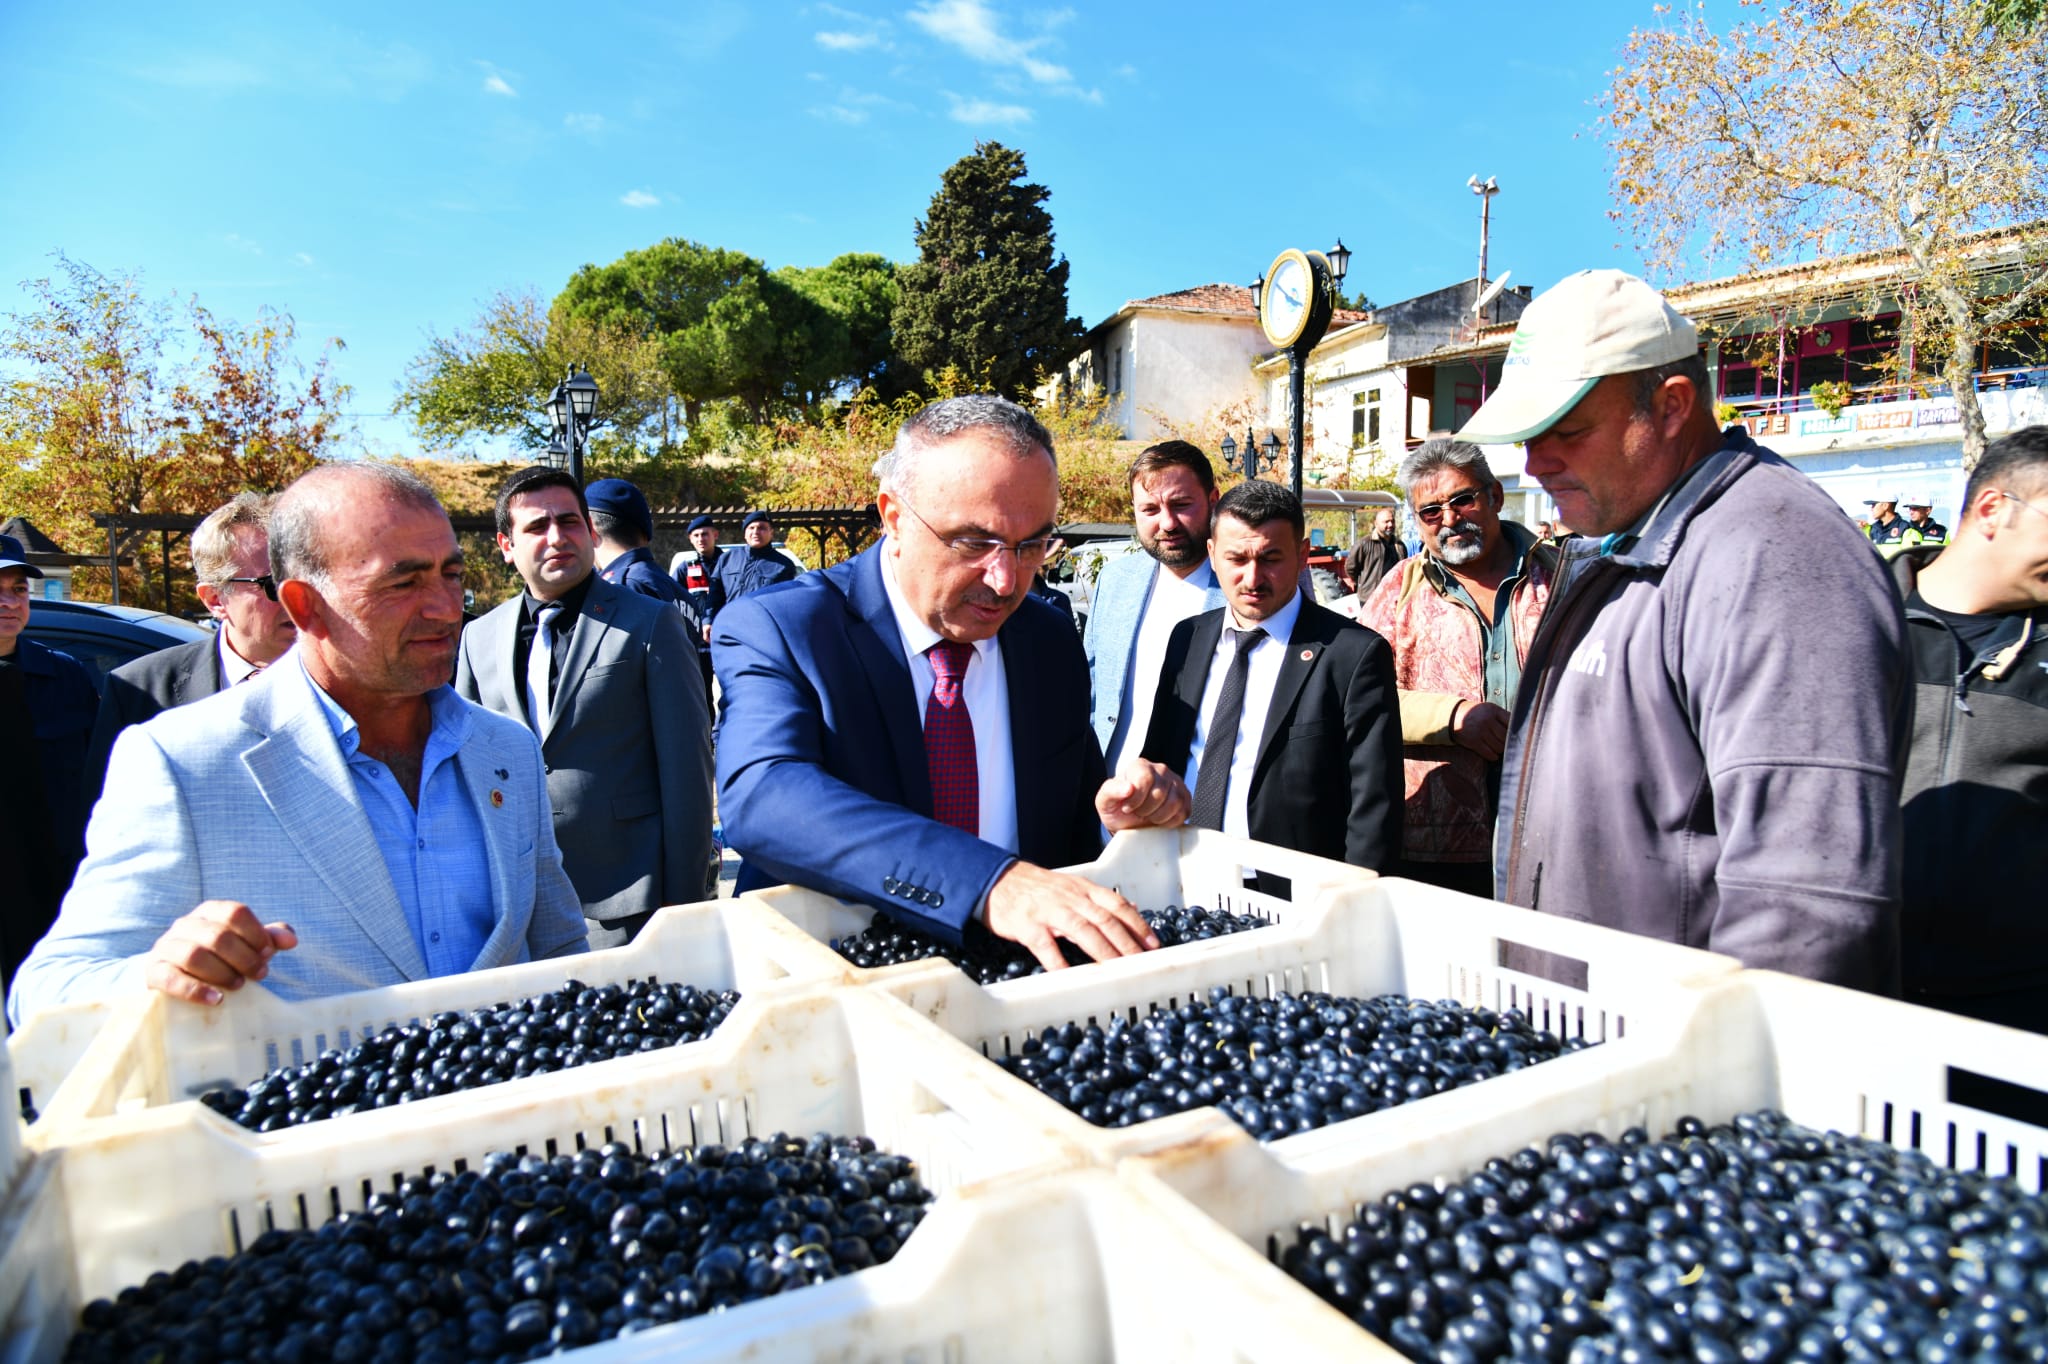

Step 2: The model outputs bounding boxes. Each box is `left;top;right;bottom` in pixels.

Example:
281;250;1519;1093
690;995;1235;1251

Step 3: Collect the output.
924;640;979;836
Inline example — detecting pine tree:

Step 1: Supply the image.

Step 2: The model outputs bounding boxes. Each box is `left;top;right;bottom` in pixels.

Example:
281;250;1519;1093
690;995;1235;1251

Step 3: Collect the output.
892;142;1083;399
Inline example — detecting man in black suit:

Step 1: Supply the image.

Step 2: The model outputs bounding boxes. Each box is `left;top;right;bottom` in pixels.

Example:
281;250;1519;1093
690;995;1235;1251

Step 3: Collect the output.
82;493;299;808
1142;479;1403;871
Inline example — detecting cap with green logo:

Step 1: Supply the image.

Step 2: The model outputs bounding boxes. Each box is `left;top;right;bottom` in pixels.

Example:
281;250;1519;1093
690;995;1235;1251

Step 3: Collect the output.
1459;269;1701;446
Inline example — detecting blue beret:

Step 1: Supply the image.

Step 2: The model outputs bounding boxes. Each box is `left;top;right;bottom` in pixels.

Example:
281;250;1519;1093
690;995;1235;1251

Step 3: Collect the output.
584;479;653;540
686;514;715;533
743;511;773;529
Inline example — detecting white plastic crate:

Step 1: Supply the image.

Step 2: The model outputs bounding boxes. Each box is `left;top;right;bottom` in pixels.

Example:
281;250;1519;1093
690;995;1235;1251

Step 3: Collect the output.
28;898;838;1147
0;1156;73;1364
0;1042;21;1198
1123;971;2048;1362
744;824;1379;988
6;1001;112;1132
566;1168;1391;1363
866;876;1743;1169
0;986;1073;1349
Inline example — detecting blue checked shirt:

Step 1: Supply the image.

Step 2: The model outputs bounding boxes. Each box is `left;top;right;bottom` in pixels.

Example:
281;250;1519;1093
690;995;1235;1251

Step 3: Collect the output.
306;668;497;977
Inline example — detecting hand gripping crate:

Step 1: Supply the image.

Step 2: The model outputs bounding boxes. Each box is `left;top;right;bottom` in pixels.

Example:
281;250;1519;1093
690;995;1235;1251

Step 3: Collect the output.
0;986;1077;1359
564;1168;1392;1363
865;876;1743;1171
28;898;839;1148
7;1001;114;1132
742;824;1381;988
1119;971;2048;1361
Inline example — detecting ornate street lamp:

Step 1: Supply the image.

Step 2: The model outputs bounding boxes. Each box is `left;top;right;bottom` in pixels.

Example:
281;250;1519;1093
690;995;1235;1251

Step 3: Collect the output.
1327;238;1352;296
541;364;600;484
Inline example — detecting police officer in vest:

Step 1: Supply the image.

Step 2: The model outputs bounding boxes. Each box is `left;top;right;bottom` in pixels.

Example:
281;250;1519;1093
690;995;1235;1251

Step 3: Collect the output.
1901;497;1948;546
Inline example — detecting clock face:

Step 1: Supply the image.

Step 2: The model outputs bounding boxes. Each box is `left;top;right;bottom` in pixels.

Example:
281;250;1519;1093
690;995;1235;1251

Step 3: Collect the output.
1262;251;1312;347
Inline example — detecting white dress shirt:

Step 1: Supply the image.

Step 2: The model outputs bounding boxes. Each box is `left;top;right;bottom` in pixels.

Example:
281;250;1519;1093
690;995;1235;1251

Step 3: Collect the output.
1182;588;1305;842
218;630;267;686
1107;558;1218;774
878;540;1020;854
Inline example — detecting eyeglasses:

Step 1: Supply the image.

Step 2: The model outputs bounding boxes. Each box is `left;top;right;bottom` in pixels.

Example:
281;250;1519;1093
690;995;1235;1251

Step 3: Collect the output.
1994;490;2048;521
897;499;1053;567
220;574;278;601
1414;489;1485;526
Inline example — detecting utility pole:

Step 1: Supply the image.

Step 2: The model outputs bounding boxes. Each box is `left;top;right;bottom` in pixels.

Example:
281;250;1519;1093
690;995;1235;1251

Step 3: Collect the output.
1468;175;1500;320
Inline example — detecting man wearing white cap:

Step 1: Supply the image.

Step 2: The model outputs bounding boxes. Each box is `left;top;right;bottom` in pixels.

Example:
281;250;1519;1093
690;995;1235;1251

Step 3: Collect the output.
1865;494;1910;546
1901;497;1947;547
1466;270;1910;992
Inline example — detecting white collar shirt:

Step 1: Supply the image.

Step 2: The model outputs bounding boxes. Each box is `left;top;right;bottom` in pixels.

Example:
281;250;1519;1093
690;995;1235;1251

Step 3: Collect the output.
878;539;1019;855
217;630;267;686
1106;558;1217;774
1183;588;1306;842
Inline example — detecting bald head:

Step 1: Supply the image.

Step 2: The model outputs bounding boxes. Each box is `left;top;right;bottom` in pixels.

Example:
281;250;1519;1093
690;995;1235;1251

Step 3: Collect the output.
271;463;444;588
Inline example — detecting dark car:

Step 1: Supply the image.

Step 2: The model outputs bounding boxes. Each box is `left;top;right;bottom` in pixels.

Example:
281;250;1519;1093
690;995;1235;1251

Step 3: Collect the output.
25;599;212;690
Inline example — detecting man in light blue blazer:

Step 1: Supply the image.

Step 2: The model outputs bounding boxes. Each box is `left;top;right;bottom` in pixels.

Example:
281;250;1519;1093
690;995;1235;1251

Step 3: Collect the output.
1083;441;1226;774
9;465;587;1023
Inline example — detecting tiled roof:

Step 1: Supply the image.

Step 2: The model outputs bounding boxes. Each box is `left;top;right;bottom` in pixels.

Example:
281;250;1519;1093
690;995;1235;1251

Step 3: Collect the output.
1129;283;1259;315
1121;283;1373;329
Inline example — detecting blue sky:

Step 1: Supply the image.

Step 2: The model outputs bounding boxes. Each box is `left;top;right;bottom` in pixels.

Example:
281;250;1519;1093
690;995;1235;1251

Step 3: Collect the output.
1;0;1667;460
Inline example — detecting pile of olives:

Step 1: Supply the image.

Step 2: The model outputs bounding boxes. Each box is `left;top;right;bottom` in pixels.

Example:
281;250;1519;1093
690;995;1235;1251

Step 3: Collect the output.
200;980;739;1133
831;903;1271;985
65;1132;932;1363
997;986;1588;1137
1283;1109;2048;1364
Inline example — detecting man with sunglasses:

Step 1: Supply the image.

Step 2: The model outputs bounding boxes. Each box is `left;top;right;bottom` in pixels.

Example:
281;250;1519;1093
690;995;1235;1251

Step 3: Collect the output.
1468;270;1907;991
1885;426;2048;1031
83;493;299;808
1359;438;1561;897
714;394;1191;972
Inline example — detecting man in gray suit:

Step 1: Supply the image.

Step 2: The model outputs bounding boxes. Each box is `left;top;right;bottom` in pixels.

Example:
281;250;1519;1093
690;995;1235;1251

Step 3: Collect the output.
10;464;587;1021
82;492;300;808
457;467;714;947
1084;441;1226;774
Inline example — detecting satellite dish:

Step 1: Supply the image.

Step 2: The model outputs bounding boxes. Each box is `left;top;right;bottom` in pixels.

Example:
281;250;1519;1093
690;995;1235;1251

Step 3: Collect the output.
1473;271;1513;316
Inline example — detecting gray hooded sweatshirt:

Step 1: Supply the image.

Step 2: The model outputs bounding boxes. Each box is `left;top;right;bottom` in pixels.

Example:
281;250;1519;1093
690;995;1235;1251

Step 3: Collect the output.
1494;428;1909;992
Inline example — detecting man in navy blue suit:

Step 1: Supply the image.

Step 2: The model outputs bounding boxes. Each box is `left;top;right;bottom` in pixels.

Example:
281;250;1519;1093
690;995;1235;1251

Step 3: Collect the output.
714;395;1191;971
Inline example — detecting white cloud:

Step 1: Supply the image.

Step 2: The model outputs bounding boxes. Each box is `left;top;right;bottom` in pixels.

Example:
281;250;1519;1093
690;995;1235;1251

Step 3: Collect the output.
946;94;1032;125
816;30;884;50
808;85;912;123
620;189;661;208
910;0;1070;82
477;60;518;96
564;112;606;133
811;103;871;124
293;252;316;267
909;0;1093;93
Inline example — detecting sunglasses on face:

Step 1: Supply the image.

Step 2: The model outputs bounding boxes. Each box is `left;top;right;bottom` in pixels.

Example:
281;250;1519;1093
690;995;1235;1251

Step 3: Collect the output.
220;574;278;601
1415;489;1485;526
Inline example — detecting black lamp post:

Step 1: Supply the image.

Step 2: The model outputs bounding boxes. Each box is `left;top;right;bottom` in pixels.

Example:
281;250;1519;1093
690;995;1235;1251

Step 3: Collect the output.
1219;427;1286;480
1328;239;1352;298
543;364;600;484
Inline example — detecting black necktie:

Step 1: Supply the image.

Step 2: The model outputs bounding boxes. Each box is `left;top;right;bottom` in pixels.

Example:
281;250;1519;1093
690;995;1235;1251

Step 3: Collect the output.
1189;626;1265;831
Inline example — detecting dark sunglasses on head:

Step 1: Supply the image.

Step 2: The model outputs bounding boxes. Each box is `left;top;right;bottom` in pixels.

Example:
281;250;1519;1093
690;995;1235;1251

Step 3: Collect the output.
1416;489;1485;526
220;573;278;601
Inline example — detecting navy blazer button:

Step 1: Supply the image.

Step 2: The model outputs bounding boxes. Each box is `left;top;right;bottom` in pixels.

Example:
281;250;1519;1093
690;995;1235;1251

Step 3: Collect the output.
882;877;899;893
931;893;944;908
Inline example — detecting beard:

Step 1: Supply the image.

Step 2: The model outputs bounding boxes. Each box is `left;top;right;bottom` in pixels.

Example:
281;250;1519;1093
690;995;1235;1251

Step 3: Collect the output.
1140;525;1207;569
1435;519;1488;567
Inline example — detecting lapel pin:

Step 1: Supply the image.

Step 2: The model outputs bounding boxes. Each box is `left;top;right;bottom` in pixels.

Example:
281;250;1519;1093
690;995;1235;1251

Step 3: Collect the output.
490;790;505;808
1300;649;1315;661
494;767;509;780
